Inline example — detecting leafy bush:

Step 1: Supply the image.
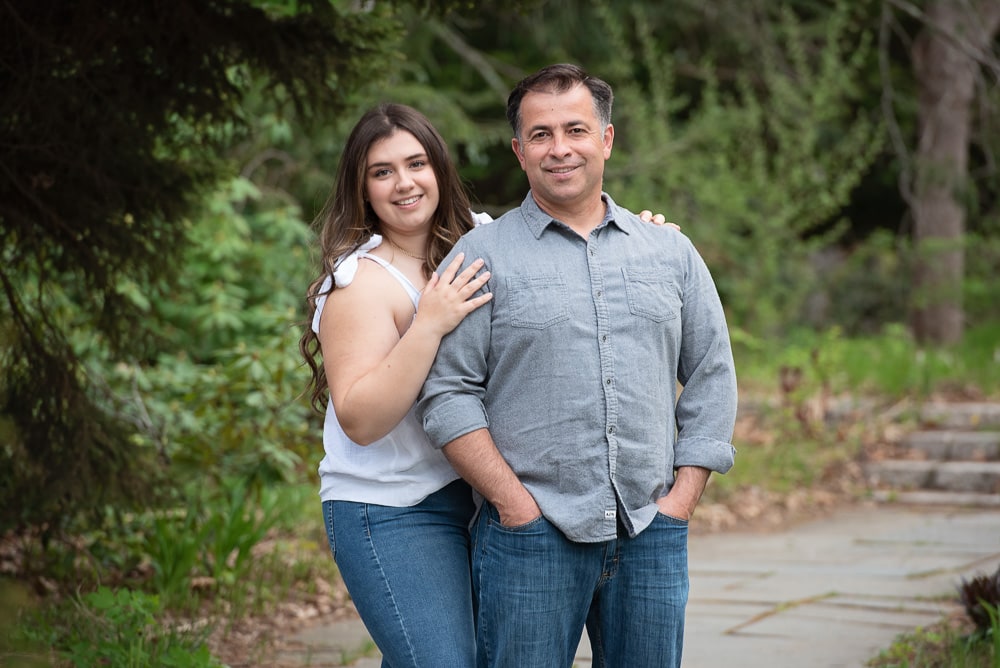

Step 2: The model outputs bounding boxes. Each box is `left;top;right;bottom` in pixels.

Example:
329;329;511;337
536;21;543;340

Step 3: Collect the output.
101;177;318;487
965;234;1000;329
137;480;291;613
16;587;223;667
960;566;1000;638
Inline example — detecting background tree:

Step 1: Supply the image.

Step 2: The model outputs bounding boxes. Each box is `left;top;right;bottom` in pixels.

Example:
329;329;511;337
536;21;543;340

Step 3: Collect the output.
905;0;1000;344
0;0;401;533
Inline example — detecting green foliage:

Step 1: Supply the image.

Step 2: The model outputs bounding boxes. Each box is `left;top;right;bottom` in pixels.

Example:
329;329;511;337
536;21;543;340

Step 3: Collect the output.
815;231;911;334
964;233;1000;328
149;177;311;358
101;178;316;487
16;586;222;668
143;481;288;610
595;0;883;336
0;334;157;534
199;482;285;589
735;323;1000;401
711;327;863;500
0;0;402;535
961;566;1000;637
869;613;999;668
4;481;336;666
3;168;320;611
0;579;49;668
714;322;1000;503
991;604;1000;664
145;510;205;606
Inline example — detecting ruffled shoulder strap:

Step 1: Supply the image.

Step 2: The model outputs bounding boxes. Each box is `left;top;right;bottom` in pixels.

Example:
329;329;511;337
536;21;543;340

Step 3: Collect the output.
472;210;493;226
333;234;383;288
311;235;383;334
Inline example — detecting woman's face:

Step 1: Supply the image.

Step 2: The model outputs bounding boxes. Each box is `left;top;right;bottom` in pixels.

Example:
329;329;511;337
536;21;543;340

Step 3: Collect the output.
364;129;440;235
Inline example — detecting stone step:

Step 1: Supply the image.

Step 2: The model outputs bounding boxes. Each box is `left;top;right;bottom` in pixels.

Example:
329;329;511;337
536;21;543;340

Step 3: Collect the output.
864;460;1000;495
869;489;1000;507
900;430;1000;461
920;402;1000;429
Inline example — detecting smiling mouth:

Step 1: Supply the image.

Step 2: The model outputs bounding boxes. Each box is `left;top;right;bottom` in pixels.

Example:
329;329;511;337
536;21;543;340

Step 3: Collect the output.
547;165;578;174
395;195;421;206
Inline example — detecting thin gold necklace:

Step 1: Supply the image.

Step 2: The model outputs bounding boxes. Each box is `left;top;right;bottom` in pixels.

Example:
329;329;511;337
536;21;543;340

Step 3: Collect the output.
386;237;426;261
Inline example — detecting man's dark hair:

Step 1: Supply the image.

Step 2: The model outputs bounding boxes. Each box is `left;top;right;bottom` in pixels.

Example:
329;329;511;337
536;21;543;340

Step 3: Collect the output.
506;63;614;140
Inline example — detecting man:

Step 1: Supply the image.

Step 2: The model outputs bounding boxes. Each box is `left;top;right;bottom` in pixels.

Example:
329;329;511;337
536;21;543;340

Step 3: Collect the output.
417;63;738;668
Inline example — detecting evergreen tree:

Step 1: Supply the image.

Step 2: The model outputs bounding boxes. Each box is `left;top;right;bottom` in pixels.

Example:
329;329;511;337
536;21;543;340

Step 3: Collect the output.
0;0;401;533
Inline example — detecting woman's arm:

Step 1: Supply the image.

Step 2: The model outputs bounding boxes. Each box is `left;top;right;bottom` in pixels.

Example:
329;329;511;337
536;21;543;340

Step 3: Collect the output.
320;254;491;444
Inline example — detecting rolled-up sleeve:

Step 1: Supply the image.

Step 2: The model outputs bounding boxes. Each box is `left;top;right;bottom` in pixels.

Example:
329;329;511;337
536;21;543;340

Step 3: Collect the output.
417;238;494;448
673;235;738;473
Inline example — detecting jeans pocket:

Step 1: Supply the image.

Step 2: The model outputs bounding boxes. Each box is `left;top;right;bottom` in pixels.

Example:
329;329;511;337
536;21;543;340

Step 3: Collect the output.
655;511;690;526
493;514;547;533
506;275;570;329
623;268;681;322
483;501;547;533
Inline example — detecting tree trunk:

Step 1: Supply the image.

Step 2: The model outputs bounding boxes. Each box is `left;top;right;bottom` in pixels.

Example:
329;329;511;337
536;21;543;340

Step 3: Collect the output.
910;0;1000;345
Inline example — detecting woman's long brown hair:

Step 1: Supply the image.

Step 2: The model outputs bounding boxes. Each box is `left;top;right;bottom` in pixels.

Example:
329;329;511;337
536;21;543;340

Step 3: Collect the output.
299;103;476;412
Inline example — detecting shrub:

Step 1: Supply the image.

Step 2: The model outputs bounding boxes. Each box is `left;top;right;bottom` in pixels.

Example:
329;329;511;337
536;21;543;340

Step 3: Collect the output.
16;586;223;667
960;565;1000;637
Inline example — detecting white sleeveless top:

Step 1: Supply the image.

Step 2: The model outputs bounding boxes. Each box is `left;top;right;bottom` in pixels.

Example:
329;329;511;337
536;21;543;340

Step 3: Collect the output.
312;225;491;506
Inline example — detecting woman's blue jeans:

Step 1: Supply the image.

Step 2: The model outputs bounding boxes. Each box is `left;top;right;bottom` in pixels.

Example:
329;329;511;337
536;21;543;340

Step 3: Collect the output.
472;501;689;668
322;479;476;668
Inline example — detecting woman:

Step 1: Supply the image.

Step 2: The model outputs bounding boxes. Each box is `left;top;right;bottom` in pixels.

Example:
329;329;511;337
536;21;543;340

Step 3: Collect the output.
300;103;490;667
299;103;669;666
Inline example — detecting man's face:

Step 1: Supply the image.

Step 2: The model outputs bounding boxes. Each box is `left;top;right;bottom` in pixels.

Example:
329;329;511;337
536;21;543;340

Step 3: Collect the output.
511;83;614;214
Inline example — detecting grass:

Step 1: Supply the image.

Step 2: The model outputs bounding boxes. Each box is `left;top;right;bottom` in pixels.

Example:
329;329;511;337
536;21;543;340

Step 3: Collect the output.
1;481;340;667
733;322;1000;398
868;614;999;667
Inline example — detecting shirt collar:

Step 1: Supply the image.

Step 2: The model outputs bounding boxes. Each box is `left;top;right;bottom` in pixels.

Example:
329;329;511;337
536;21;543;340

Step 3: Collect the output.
519;192;633;239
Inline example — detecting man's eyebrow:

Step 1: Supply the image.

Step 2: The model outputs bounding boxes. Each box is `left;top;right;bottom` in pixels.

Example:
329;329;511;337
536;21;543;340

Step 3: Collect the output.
525;120;588;134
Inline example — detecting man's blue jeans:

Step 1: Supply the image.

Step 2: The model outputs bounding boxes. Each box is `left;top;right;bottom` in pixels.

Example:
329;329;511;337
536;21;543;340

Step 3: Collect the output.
472;501;689;668
322;479;476;668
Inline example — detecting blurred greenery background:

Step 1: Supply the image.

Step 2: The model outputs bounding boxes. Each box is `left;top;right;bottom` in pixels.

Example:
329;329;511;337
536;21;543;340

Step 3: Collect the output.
2;0;998;664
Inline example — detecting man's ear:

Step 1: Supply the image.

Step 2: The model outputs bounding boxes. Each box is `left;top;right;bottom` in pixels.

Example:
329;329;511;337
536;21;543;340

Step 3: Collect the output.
511;137;527;171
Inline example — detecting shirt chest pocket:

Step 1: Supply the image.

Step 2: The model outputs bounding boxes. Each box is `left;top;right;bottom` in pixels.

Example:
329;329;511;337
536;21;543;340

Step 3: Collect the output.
506;274;571;329
623;268;682;322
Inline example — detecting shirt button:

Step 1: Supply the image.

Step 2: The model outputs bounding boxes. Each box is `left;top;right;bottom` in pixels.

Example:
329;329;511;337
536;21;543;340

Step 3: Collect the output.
607;426;615;434
605;378;612;385
596;290;603;298
601;335;608;342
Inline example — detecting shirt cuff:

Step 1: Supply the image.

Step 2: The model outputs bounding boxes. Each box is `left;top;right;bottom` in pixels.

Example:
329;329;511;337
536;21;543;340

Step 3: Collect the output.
421;396;490;449
674;436;736;474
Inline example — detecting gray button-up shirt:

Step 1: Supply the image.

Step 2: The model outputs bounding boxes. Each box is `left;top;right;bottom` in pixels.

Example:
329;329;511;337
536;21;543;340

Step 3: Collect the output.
418;192;737;543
